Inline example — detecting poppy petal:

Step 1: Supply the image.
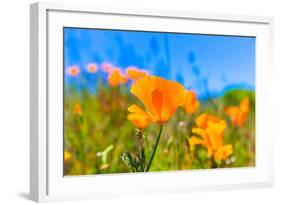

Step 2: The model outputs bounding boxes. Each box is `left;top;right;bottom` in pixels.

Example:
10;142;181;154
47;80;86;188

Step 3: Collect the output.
127;104;153;128
214;144;233;161
206;121;226;150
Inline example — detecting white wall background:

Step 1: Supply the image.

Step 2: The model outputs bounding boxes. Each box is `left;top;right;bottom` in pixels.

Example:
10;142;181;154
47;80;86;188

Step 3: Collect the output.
0;0;280;204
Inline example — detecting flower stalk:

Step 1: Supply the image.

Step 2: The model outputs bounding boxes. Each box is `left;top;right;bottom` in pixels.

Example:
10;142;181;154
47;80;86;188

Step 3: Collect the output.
146;124;164;172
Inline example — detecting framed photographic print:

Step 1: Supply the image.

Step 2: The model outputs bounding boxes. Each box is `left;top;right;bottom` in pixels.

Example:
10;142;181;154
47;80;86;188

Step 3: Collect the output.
30;2;274;202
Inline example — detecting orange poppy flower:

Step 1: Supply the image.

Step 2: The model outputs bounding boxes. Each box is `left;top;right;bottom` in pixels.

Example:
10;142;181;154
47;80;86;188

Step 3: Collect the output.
73;103;82;116
128;76;186;128
87;63;98;73
214;144;233;161
195;113;222;129
225;97;250;127
182;90;200;114
107;68;128;87
125;66;148;80
240;97;250;113
189;118;232;161
66;66;80;76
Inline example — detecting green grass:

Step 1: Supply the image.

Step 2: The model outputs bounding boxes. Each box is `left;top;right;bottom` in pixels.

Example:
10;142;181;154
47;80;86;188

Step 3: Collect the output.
64;85;255;175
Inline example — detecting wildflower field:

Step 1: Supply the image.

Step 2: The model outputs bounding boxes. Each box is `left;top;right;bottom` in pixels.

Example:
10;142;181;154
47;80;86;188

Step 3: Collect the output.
63;28;255;175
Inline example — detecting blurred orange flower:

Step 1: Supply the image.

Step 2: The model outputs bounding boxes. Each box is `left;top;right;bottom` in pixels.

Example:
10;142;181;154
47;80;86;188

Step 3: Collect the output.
87;63;98;73
73;103;82;116
128;76;186;128
66;66;80;76
189;117;232;161
182;90;200;114
195;113;222;129
240;97;250;113
225;97;250;127
125;66;148;80
107;68;128;87
214;144;233;161
64;151;72;161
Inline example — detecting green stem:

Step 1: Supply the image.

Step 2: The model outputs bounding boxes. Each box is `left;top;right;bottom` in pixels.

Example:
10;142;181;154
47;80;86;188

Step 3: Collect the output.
146;124;164;172
211;157;218;168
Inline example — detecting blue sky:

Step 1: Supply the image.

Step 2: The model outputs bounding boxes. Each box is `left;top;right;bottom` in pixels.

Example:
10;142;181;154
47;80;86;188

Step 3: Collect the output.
64;28;255;98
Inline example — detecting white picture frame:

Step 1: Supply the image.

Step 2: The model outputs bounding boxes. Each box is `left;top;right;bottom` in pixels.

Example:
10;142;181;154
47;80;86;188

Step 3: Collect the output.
30;2;274;202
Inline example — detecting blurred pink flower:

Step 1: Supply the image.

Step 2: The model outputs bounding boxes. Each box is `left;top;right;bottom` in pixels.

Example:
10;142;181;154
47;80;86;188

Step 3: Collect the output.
87;63;98;73
66;66;80;76
101;62;115;73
